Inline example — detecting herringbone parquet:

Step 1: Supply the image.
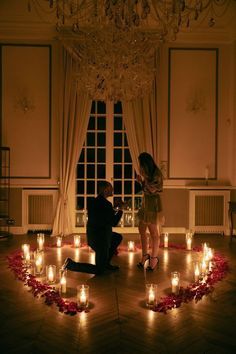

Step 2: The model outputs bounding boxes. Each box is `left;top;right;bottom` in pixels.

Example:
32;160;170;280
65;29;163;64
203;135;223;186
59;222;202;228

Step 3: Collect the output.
0;233;236;354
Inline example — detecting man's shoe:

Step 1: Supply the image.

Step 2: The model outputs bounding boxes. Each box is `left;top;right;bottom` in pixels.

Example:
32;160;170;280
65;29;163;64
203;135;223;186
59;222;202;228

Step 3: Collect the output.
61;257;71;271
106;264;120;271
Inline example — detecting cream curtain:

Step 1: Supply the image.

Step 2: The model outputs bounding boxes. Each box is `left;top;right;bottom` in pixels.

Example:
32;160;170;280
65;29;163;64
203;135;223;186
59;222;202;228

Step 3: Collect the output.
52;50;92;236
122;51;159;173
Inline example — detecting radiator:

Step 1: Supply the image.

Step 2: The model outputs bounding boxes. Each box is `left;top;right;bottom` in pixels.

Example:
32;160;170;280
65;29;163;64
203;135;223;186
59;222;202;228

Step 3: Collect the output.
23;190;58;232
189;190;230;235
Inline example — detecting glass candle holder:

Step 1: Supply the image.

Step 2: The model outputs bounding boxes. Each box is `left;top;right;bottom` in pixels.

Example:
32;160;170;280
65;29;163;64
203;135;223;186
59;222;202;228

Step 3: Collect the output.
34;251;44;275
56;236;62;248
77;284;89;309
193;261;200;282
202;242;209;258
21;243;30;260
146;283;158;308
74;234;81;248
171;271;180;295
164;232;169;248
59;269;67;294
201;258;208;276
127;241;135;252
37;233;45;251
46;265;56;284
186;231;193;250
205;247;214;262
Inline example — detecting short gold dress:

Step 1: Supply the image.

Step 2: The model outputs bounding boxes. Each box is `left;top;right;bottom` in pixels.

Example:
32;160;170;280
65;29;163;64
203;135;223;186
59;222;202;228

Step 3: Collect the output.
137;169;163;224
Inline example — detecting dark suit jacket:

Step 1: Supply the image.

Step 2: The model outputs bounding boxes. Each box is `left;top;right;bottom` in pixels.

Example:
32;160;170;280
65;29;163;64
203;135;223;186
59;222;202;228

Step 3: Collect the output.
86;195;123;249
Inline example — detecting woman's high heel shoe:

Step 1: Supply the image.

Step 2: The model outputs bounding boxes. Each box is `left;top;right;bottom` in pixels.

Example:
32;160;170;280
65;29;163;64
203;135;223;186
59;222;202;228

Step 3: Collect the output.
147;256;159;271
137;254;150;268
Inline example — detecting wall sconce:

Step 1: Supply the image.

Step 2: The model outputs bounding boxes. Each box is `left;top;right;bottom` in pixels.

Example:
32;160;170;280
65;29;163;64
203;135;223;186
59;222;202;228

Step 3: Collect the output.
15;95;35;113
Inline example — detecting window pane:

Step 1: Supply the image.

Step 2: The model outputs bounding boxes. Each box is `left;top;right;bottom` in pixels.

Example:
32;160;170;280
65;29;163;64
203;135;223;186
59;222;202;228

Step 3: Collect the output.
78;149;85;162
97;148;105;162
135;181;142;194
114;164;122;178
77;181;84;194
124;134;128;147
124;196;132;210
91;101;95;114
87;148;95;162
97;164;106;178
77;165;84;178
124;164;132;178
97;116;106;130
88;116;95;130
135;197;142;210
114;132;122;146
77;197;84;210
97;101;106;114
114;101;122;114
124;181;132;194
114;180;122;194
124;148;132;162
87;180;95;194
87;132;95;146
114;149;122;162
114;116;123;130
97;132;106;146
87;164;95;178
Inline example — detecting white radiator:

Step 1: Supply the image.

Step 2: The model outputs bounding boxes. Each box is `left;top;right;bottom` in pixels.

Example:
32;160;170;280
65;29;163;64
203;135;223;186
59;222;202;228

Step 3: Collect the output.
189;190;230;235
23;189;58;232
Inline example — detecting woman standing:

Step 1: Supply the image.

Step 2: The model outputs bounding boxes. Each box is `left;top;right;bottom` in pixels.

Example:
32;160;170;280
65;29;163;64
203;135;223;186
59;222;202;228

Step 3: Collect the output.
137;152;163;270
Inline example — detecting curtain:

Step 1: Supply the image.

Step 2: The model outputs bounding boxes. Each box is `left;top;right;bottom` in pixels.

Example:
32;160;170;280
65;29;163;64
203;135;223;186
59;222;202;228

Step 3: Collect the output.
52;50;92;236
122;51;159;173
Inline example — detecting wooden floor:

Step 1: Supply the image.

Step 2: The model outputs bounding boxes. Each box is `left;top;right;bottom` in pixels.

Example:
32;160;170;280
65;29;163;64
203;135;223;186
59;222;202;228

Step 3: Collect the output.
0;233;236;354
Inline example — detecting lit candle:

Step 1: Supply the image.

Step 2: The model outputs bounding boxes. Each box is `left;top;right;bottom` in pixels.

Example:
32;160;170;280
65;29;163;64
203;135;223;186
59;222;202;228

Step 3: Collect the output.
35;252;43;274
77;284;89;308
202;242;209;258
186;231;193;251
60;271;67;294
46;265;56;283
24;251;31;265
201;259;208;276
146;283;157;308
22;243;30;259
56;236;62;248
37;233;45;251
74;234;81;248
164;233;169;248
194;262;200;282
171;271;180;295
127;241;135;252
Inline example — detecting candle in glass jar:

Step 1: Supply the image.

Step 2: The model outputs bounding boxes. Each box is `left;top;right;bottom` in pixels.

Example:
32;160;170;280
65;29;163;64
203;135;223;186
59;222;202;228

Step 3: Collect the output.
171;272;180;295
164;233;169;248
74;234;81;248
146;284;157;308
77;284;89;308
186;231;193;250
22;244;30;259
37;233;45;251
194;262;200;282
35;252;43;274
127;241;135;252
46;265;56;283
56;236;62;248
60;271;67;294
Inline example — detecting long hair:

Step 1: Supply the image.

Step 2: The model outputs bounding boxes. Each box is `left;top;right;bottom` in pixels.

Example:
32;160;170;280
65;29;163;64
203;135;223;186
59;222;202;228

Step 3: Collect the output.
138;152;159;181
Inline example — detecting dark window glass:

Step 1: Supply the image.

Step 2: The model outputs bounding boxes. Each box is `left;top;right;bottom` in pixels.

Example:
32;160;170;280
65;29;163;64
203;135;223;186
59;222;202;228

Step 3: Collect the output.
77;181;84;194
87;148;95;162
124;134;128;147
124;181;132;194
87;164;95;178
97;148;105;162
97;164;106;178
97;132;106;146
91;101;95;114
87;132;95;146
134;197;142;209
135;181;142;194
87;180;95;194
114;180;122;194
124;148;132;162
124;196;132;210
77;165;84;178
78;149;85;162
114;164;122;178
88;116;95;130
97;116;106;130
114;116;123;130
114;149;122;162
114;101;122;114
77;197;84;210
124;164;132;178
97;101;106;114
114;132;123;146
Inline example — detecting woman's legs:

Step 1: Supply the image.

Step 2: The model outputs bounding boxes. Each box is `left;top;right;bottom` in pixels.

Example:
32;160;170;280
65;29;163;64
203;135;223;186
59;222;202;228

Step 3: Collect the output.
148;223;160;269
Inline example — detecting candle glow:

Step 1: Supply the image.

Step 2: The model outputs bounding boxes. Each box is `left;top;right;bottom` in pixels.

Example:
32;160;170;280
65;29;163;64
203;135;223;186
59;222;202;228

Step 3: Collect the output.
46;265;56;283
146;283;157;308
74;235;81;248
171;272;180;295
164;233;169;248
77;284;89;308
127;241;135;252
37;233;45;251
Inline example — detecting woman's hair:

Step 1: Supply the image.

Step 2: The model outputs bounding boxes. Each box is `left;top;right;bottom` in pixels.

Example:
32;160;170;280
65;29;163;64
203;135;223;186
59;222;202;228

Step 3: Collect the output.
98;180;111;195
138;152;159;180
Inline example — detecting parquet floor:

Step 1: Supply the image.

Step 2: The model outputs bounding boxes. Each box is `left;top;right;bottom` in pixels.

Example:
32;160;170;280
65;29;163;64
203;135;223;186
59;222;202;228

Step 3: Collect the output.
0;233;236;354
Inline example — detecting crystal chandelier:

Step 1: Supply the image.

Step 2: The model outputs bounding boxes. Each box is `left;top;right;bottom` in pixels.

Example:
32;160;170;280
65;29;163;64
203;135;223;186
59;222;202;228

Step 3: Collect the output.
28;0;233;101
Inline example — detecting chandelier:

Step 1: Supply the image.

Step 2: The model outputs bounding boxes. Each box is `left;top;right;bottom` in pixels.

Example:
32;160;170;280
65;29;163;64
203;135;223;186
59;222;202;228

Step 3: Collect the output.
28;1;233;101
